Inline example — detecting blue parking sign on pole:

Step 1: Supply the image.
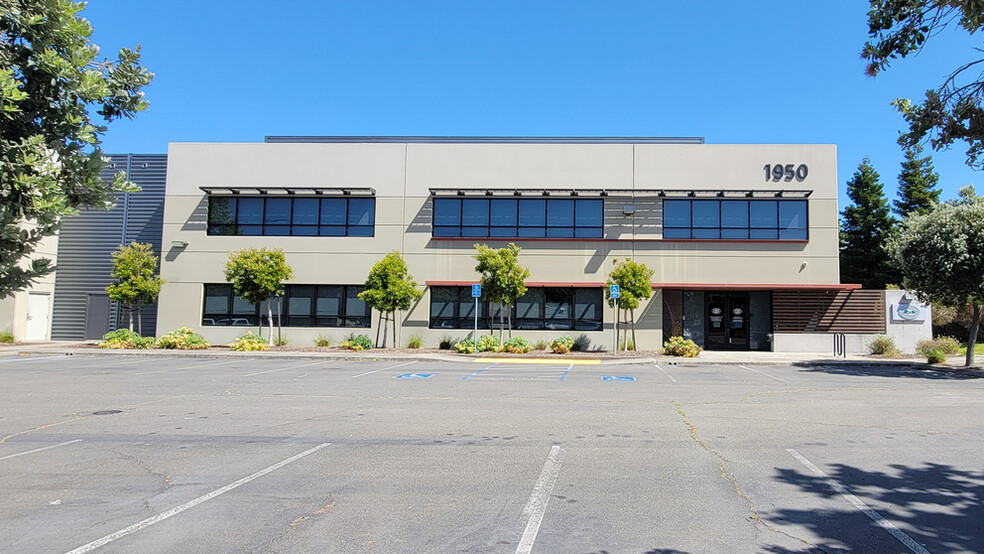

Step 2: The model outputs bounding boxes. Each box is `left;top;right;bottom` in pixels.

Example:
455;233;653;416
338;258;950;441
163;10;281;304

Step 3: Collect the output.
610;285;620;352
610;284;620;298
472;284;481;298
472;284;481;355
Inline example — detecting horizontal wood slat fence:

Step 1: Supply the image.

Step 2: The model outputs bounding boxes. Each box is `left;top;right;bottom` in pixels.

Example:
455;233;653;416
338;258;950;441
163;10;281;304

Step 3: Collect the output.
773;290;885;333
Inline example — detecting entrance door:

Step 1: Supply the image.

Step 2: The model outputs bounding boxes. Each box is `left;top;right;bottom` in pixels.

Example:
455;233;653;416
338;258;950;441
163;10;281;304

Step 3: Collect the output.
705;293;749;350
26;293;50;341
84;293;111;340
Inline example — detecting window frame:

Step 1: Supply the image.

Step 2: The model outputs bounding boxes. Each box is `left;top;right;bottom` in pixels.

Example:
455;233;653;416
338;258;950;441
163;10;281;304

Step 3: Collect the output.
662;198;808;241
206;196;375;237
202;284;370;327
428;285;604;330
432;197;604;239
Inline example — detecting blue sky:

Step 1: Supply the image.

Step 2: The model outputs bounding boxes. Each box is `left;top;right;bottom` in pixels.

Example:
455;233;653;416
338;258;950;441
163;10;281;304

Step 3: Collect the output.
84;1;981;206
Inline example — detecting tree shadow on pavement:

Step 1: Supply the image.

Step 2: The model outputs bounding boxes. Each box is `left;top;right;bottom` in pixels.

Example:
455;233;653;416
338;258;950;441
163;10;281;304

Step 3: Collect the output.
760;461;984;553
793;362;984;380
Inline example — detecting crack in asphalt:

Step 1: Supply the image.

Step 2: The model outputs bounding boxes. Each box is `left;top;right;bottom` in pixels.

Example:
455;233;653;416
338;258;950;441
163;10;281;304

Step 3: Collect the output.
673;401;813;550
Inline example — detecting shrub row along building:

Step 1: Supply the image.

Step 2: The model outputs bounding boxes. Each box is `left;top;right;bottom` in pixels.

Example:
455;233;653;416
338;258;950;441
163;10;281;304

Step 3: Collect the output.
3;137;931;352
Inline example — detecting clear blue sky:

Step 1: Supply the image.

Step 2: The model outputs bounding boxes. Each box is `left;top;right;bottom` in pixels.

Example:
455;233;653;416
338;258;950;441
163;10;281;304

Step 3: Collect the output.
84;1;980;206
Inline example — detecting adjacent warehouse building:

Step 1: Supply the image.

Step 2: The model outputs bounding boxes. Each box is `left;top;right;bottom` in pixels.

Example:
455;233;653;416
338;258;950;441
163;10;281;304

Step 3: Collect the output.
156;136;904;352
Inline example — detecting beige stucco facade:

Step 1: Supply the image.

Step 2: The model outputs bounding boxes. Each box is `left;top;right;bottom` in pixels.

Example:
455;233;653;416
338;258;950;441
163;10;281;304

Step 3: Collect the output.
157;139;839;350
0;231;58;342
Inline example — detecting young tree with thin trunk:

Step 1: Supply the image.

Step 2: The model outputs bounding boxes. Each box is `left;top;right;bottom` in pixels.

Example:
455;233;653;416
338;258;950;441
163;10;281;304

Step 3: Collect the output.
1;1;152;297
359;251;423;348
887;186;984;366
606;258;655;350
840;158;899;288
105;242;164;335
224;248;293;347
473;243;530;341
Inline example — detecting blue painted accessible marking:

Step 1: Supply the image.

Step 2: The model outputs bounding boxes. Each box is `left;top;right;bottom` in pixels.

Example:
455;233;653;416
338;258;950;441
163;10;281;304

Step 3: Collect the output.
559;363;574;381
602;375;636;382
396;373;436;379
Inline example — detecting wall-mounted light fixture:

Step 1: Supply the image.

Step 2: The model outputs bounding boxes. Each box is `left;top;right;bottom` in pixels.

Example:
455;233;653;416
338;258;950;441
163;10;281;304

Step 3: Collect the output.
171;240;189;248
622;205;636;216
799;261;808;273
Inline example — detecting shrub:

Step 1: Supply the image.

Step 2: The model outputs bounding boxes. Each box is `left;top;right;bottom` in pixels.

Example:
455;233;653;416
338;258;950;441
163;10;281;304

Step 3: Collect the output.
157;327;209;350
916;336;961;357
925;349;947;364
454;334;500;353
407;335;423;349
533;340;548;351
438;334;455;350
502;336;532;353
550;335;575;354
663;336;702;357
273;335;290;346
868;335;901;357
620;340;636;351
339;334;372;351
230;332;268;351
97;328;154;349
454;338;476;354
314;335;332;347
0;328;13;343
572;334;590;352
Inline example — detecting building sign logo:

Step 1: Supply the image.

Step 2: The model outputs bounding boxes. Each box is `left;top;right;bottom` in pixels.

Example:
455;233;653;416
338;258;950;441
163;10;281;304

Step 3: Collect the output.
732;307;743;315
891;301;926;323
710;307;722;315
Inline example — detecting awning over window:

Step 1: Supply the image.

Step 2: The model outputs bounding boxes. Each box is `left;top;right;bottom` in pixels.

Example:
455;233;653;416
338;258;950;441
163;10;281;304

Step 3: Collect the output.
427;188;811;198
200;186;375;197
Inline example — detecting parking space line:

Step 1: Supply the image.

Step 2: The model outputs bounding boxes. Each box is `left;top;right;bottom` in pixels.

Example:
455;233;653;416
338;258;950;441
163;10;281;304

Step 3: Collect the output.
516;445;564;554
739;365;793;385
474;358;600;365
351;360;417;378
786;449;930;554
559;364;573;381
462;362;499;380
654;363;677;383
0;355;65;365
65;443;331;554
242;359;328;377
134;359;241;375
0;439;83;462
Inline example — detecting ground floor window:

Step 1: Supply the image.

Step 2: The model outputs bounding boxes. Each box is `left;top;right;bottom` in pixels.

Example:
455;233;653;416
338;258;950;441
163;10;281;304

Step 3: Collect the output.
202;284;370;327
429;286;603;330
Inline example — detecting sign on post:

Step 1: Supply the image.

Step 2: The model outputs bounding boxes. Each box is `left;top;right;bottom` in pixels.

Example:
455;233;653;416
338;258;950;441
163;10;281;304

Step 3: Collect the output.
610;285;620;352
472;284;481;355
472;284;482;298
610;285;620;298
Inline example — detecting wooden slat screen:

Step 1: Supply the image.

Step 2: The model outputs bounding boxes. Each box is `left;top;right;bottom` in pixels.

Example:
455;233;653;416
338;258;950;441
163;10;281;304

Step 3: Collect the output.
773;290;885;333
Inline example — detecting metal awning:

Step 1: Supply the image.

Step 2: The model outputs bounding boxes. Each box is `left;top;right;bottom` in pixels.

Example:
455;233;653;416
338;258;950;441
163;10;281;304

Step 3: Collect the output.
200;186;375;196
427;188;812;198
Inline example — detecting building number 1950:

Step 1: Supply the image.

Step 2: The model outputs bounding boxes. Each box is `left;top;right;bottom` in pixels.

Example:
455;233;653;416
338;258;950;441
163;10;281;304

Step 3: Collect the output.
764;164;808;182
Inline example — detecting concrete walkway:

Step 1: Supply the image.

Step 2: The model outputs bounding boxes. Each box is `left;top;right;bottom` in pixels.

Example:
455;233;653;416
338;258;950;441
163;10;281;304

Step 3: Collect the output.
0;340;975;368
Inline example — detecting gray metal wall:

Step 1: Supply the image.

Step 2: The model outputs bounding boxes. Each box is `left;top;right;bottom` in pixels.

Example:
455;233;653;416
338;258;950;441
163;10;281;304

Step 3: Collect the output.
50;154;167;340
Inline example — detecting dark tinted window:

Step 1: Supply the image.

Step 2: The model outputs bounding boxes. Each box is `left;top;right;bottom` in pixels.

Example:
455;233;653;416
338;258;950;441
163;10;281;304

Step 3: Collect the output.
663;199;807;241
206;196;375;237
434;197;603;239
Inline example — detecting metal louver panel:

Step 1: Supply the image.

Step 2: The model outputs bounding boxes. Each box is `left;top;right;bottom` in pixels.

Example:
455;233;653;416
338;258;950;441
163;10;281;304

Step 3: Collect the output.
772;290;885;333
50;154;167;340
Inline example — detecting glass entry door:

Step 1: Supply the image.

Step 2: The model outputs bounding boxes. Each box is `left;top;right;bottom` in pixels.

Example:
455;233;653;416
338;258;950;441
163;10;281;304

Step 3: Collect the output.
705;293;749;350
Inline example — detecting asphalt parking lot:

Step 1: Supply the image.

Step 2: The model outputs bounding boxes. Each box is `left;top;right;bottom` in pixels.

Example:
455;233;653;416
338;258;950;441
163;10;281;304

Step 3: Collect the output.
1;353;982;553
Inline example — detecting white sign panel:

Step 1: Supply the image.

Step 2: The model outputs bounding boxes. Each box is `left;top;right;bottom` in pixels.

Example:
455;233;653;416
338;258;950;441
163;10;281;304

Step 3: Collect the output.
891;302;926;323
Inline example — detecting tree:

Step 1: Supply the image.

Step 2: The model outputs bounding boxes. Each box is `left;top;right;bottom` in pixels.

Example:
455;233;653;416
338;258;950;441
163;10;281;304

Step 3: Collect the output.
224;248;293;346
1;1;153;297
895;144;941;217
105;242;163;335
606;258;654;351
473;243;530;340
863;1;984;168
887;186;984;366
840;158;899;288
358;251;423;348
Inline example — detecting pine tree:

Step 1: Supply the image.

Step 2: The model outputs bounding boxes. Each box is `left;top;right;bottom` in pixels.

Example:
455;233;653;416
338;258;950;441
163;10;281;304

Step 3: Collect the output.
894;145;941;217
840;158;898;289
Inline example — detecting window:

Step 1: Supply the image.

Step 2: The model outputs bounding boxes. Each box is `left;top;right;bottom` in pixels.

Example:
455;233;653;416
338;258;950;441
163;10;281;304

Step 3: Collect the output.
432;198;603;239
202;284;369;327
207;196;375;237
429;286;603;329
663;199;808;240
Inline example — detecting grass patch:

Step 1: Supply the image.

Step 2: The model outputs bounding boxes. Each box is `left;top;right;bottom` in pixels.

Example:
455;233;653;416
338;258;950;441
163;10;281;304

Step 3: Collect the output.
959;342;984;355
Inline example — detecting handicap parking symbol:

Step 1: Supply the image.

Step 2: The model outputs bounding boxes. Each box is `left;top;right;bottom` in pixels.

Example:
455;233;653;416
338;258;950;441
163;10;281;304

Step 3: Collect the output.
602;375;636;382
395;373;435;379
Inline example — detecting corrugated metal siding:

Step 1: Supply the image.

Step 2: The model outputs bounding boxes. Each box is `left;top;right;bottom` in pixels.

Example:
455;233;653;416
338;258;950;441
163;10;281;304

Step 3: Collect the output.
50;154;167;339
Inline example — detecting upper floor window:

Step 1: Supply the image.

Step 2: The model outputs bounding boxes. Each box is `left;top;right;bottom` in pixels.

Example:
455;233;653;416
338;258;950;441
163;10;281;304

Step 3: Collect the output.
432;198;603;239
207;196;375;237
663;199;808;240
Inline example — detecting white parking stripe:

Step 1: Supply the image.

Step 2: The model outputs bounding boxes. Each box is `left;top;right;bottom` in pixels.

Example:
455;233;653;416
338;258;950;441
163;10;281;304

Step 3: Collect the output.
516;445;564;554
0;439;82;462
241;359;328;377
134;359;240;375
739;365;792;385
351;360;417;378
654;364;678;383
0;355;65;365
65;443;330;554
786;449;930;554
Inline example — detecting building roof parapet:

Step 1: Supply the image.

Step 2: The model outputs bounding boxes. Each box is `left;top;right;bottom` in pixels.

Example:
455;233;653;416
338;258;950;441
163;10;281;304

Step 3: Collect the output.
264;136;705;145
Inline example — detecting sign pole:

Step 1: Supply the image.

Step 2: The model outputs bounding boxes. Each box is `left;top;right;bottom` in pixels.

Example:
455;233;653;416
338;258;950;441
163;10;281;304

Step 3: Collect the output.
472;283;481;356
610;285;620;353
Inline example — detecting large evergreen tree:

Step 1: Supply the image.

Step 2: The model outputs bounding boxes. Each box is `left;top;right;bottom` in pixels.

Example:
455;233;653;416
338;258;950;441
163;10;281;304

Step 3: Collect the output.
894;144;941;217
840;158;898;288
